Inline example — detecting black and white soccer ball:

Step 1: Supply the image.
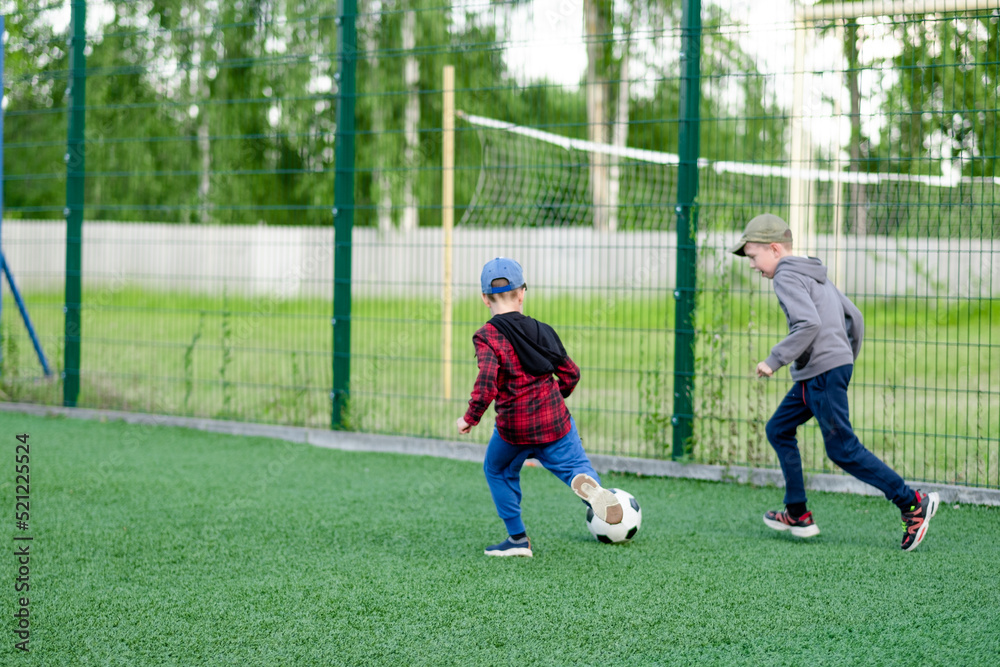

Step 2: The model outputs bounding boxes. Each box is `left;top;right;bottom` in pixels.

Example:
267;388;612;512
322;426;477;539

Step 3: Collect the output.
586;488;641;543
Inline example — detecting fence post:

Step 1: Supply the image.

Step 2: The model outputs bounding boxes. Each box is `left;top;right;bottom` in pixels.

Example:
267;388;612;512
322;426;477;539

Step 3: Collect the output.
672;0;701;460
64;0;87;407
331;0;357;429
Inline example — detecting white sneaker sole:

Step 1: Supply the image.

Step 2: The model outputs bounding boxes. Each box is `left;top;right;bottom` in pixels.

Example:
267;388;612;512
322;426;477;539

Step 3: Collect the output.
484;547;533;557
571;474;623;525
763;516;820;538
903;491;940;552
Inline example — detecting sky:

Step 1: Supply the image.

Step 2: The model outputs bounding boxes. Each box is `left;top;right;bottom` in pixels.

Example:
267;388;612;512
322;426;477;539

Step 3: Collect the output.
35;0;116;36
496;0;863;161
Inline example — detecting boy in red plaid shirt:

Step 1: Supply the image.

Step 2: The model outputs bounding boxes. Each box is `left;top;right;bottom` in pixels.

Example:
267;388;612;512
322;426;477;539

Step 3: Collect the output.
456;258;622;557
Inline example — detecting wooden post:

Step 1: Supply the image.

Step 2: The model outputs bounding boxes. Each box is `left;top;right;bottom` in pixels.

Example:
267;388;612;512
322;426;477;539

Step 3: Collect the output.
442;65;455;400
831;25;846;288
788;19;811;257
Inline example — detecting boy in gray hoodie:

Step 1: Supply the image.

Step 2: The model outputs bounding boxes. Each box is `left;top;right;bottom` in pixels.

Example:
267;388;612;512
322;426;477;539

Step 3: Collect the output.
731;214;939;551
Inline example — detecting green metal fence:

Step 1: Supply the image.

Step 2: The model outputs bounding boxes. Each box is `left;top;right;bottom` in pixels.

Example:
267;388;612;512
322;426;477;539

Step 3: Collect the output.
1;0;997;490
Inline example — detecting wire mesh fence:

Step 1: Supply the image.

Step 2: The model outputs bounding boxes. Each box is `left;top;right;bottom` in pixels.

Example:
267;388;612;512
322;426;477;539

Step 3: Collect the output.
1;0;997;490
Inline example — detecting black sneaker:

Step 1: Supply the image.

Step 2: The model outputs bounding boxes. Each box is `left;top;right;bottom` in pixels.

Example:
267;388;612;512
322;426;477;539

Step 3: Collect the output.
484;537;532;557
901;490;939;552
763;509;820;538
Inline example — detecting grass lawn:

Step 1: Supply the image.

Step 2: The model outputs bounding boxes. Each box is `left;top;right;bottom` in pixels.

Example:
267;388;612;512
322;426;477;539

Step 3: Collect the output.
2;287;998;488
1;411;998;665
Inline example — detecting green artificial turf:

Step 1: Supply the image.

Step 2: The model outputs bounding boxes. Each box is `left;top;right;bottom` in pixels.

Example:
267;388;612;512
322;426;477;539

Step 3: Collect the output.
1;411;998;665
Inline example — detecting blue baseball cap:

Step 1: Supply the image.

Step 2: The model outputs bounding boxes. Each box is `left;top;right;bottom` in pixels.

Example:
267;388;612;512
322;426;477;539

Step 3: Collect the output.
480;257;526;294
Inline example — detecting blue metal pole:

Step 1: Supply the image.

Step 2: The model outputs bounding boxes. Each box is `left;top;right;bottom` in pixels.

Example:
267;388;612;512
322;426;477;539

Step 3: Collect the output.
1;255;52;376
1;14;5;368
0;14;53;379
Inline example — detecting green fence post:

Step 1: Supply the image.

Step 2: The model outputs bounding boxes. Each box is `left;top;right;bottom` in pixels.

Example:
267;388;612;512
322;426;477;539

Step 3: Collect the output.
672;0;701;460
63;0;87;407
331;0;357;429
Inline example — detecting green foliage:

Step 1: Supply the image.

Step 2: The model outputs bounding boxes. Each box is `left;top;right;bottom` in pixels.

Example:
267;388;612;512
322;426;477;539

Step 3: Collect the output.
875;12;1000;179
0;320;20;400
218;287;233;418
636;341;670;452
694;253;739;465
3;0;791;229
2;2;70;218
183;310;205;413
7;2;993;234
810;6;1000;236
742;275;770;466
701;4;787;164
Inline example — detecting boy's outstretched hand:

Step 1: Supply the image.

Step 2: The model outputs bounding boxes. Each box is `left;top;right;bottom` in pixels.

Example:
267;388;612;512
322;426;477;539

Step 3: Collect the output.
456;417;473;434
756;361;774;378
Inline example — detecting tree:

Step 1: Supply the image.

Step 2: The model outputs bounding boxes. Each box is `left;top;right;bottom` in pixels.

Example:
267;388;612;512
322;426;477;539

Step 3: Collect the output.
843;19;869;235
876;11;999;179
2;1;71;219
584;0;614;231
355;0;453;230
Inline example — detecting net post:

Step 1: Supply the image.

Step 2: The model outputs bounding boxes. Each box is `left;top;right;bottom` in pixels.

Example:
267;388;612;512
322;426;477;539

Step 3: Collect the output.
442;65;455;400
64;0;87;407
789;16;817;258
332;0;357;429
830;22;847;289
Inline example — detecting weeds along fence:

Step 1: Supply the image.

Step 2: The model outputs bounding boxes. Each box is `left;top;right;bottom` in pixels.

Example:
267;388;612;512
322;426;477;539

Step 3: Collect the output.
1;1;998;490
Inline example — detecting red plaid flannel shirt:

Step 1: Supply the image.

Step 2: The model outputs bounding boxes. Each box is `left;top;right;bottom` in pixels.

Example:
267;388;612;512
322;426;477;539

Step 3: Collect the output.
463;321;580;445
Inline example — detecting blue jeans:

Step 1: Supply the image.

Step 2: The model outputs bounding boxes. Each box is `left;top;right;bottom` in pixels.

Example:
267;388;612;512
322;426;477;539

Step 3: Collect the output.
483;418;599;536
765;364;913;507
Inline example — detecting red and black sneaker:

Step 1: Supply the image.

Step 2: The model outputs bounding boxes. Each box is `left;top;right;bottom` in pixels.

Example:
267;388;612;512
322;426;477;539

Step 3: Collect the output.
901;490;940;552
763;509;820;538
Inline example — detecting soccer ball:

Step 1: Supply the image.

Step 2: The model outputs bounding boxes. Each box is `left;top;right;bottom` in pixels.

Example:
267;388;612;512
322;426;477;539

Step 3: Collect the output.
586;489;641;543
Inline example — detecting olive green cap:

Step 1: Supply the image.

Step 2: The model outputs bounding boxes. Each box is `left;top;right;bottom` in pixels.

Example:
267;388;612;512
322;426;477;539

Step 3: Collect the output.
729;214;793;256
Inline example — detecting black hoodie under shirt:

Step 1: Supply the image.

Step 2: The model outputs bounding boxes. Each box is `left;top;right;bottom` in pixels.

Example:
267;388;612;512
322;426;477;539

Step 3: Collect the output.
487;312;567;377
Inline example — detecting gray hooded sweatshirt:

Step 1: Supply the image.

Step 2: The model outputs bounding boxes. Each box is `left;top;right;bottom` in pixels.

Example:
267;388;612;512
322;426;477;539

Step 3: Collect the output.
765;256;864;381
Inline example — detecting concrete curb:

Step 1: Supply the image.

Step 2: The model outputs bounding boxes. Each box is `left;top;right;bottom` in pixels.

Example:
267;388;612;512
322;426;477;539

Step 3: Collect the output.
3;401;998;506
